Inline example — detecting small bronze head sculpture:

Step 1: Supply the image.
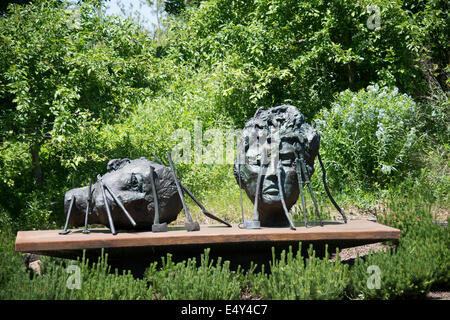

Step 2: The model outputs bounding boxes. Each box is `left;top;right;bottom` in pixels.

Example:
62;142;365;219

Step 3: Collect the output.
234;105;347;229
61;154;231;235
63;157;181;231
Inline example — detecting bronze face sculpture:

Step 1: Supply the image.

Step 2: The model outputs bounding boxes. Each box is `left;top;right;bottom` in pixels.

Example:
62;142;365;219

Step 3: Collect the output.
234;105;347;229
61;154;231;235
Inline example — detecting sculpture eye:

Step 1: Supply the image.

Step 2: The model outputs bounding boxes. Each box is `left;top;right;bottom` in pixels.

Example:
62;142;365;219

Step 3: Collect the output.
280;154;294;166
130;173;142;192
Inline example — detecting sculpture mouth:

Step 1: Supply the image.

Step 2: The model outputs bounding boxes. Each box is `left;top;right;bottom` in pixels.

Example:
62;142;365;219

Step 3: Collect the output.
263;184;279;195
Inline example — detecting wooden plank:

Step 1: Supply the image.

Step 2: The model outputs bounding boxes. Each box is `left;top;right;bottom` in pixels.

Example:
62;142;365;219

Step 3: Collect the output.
15;220;400;253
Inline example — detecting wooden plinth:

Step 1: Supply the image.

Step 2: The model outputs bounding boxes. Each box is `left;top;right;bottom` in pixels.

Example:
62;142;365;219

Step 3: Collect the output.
15;220;400;274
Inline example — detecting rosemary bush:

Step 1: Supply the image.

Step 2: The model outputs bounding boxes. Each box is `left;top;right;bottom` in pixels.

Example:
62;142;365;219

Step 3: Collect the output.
248;244;349;300
347;215;449;300
0;248;153;300
145;249;244;300
377;193;449;289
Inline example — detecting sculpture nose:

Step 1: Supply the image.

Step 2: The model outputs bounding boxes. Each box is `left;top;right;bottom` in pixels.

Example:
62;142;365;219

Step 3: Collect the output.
264;153;279;177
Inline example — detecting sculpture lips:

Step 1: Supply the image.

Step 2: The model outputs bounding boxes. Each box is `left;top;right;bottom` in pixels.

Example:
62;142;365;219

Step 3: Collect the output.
263;185;279;195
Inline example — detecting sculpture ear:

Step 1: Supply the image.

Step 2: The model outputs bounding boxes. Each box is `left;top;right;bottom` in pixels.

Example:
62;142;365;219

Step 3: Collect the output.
107;158;131;172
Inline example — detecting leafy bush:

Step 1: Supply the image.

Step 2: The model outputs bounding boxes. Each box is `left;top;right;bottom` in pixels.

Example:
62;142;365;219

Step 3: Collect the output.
0;0;160;228
163;0;448;122
248;244;349;300
417;89;449;145
145;249;244;299
315;85;421;189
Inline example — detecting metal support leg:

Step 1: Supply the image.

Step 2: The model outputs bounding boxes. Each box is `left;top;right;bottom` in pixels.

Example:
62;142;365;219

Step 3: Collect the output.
299;157;324;227
318;153;347;223
103;181;136;227
98;175;117;235
277;163;296;230
150;166;168;232
237;136;245;226
295;158;309;228
150;149;231;227
82;179;92;234
182;183;232;227
166;152;200;232
244;158;264;229
59;195;75;235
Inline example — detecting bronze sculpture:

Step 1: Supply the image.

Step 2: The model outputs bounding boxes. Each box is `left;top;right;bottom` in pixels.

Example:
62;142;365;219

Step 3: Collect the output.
234;105;347;229
60;154;231;235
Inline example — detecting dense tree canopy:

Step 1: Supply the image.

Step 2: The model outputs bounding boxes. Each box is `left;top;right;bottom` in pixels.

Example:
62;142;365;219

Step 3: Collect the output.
161;0;448;122
0;0;157;183
0;0;447;229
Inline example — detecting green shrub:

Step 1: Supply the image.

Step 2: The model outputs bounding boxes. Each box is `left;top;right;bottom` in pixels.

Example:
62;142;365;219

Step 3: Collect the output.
0;230;28;297
164;0;448;121
315;85;422;189
1;248;153;300
417;89;449;146
145;249;244;299
347;225;448;300
248;244;349;300
348;197;449;300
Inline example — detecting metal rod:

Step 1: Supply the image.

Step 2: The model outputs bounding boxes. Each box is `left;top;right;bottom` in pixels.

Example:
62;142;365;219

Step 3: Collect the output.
149;149;165;166
254;148;269;221
97;175;117;235
182;185;231;226
318;153;347;223
237;136;245;224
277;162;296;230
166;152;193;223
103;181;136;227
299;156;323;227
150;166;160;224
83;179;92;234
150;166;168;232
295;157;309;228
59;195;75;235
252;160;264;222
151;150;230;227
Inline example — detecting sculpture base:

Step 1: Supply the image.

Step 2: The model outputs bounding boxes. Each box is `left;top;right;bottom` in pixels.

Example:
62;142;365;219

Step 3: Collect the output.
184;221;200;232
152;223;168;233
243;219;261;229
15;220;400;276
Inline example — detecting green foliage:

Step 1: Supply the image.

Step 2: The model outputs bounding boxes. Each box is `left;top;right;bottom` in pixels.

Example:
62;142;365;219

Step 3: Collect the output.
0;0;155;145
315;85;421;189
145;248;244;299
347;223;449;300
162;0;448;122
347;192;449;299
417;89;449;145
0;230;26;295
249;244;349;300
0;247;153;300
0;0;159;228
